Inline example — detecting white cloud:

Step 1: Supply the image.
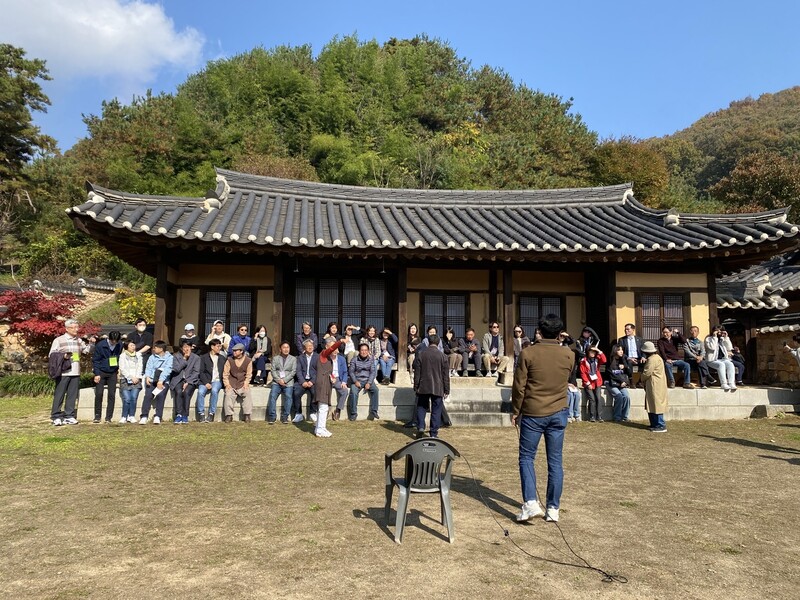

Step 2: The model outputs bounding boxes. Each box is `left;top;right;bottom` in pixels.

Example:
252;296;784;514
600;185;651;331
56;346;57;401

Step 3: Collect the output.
0;0;204;83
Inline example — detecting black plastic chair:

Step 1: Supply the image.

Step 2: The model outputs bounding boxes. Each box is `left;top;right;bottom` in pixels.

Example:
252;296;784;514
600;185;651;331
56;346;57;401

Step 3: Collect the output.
384;437;460;543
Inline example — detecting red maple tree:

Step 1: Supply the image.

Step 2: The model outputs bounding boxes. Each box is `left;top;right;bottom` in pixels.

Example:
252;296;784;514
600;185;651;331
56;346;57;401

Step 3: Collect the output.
0;290;100;356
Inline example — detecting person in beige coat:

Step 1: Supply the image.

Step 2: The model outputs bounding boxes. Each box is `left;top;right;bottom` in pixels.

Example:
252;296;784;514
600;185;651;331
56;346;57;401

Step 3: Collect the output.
640;341;668;433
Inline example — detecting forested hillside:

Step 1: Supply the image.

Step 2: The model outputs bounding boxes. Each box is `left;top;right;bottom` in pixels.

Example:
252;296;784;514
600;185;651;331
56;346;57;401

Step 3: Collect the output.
3;36;799;285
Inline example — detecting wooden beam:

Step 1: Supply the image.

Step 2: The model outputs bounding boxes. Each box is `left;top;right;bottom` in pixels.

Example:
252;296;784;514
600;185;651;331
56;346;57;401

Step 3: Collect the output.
488;268;498;323
397;267;408;371
273;263;284;343
154;256;168;344
707;269;719;327
606;268;617;346
502;269;513;360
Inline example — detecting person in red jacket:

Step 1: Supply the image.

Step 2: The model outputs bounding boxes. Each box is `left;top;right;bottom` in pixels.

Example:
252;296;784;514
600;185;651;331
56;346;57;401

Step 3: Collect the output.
580;346;607;422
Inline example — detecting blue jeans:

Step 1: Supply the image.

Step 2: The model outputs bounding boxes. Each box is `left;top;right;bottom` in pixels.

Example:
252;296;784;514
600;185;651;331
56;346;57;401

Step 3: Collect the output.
378;357;395;380
664;360;691;386
120;386;141;419
293;382;315;417
567;389;581;419
348;383;379;419
608;386;631;421
518;408;568;509
647;412;666;429
416;394;443;437
268;383;292;422
196;380;222;415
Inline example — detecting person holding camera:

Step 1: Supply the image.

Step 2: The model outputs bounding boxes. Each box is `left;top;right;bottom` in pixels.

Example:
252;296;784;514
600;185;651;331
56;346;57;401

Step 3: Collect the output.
783;336;800;369
657;326;693;389
704;325;736;391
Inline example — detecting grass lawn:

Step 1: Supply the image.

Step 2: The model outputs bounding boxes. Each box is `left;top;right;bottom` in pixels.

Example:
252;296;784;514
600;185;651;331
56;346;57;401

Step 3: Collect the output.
1;396;798;599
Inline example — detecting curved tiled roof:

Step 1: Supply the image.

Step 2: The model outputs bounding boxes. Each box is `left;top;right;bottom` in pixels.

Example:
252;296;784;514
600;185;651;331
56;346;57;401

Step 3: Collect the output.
67;168;800;258
718;249;800;310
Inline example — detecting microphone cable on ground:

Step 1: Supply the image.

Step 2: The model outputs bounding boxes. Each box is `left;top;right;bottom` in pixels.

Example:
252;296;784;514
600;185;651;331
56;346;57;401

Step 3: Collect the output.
456;432;628;584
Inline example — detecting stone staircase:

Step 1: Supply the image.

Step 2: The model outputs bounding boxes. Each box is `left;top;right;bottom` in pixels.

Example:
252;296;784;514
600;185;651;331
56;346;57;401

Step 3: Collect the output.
76;380;799;424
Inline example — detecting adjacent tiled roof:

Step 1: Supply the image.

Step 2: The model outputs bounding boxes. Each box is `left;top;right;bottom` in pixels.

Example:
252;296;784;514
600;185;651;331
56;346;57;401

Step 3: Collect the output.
67;168;800;257
76;277;121;291
756;312;800;333
717;249;800;310
32;280;84;296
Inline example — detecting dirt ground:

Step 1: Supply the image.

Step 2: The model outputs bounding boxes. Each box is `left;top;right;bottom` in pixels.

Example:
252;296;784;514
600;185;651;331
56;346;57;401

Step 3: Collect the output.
0;396;798;600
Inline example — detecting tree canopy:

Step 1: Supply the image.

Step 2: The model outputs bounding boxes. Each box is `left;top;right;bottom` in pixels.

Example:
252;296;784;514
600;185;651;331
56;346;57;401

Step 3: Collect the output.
6;36;800;284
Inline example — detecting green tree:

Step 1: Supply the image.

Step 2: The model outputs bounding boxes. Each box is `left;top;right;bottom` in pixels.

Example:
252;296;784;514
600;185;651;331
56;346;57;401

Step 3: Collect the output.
0;44;55;238
709;151;800;218
592;137;669;206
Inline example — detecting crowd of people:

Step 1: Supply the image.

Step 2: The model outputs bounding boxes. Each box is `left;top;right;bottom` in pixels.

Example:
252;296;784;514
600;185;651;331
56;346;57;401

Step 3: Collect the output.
48;314;752;438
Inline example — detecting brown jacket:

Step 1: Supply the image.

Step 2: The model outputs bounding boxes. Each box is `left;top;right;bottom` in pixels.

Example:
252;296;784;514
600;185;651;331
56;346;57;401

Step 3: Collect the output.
512;339;574;417
641;354;668;414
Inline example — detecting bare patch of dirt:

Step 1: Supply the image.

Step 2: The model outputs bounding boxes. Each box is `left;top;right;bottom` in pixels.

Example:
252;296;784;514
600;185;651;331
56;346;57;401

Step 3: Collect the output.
1;397;798;599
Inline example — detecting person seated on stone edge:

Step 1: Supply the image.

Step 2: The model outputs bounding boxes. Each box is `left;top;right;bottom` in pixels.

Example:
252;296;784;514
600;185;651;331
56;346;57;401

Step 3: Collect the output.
295;322;318;356
458;327;482;376
347;342;380;421
656;326;694;389
482;321;510;377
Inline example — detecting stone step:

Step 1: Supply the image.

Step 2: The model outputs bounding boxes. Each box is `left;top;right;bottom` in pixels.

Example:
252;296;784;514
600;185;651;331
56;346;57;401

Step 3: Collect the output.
75;384;800;424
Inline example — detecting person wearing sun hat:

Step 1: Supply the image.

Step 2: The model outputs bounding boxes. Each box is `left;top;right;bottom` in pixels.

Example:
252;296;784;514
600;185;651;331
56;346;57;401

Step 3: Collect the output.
640;340;668;433
179;323;199;353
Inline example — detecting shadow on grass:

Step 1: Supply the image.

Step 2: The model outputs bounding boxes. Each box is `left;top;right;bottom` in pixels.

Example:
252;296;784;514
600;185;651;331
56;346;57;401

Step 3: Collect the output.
354;507;451;543
759;454;800;466
380;421;417;439
698;434;800;456
777;423;800;429
451;473;518;522
617;420;651;431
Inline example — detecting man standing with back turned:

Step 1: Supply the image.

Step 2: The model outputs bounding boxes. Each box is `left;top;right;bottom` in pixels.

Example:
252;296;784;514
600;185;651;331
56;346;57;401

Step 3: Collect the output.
511;314;575;523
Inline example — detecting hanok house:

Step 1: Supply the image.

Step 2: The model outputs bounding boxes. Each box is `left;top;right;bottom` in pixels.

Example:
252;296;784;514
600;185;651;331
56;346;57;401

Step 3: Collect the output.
67;168;800;381
717;248;800;384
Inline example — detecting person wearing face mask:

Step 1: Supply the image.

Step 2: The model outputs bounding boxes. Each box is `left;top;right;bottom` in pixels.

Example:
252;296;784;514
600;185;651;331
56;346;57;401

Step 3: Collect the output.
92;331;122;423
128;318;153;375
248;325;273;385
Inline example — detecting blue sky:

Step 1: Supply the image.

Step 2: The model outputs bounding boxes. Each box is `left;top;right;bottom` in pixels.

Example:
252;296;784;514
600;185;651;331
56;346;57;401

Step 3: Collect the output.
3;0;799;152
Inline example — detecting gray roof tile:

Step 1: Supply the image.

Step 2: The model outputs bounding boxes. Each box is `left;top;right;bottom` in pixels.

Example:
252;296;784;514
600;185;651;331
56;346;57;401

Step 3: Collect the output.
68;168;800;258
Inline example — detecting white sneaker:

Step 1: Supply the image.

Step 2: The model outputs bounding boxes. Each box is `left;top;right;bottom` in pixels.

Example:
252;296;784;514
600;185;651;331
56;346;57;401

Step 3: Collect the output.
310;413;318;423
292;414;304;423
516;500;544;522
315;429;332;438
119;417;127;424
545;507;560;522
139;417;148;425
52;418;63;426
452;370;460;377
484;371;493;377
491;370;498;377
127;416;137;423
721;385;730;391
153;416;161;425
64;417;78;425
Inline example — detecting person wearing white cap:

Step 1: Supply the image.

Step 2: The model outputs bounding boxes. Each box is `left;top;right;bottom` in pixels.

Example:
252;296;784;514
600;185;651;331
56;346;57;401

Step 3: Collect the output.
179;324;198;353
205;320;231;356
640;341;668;433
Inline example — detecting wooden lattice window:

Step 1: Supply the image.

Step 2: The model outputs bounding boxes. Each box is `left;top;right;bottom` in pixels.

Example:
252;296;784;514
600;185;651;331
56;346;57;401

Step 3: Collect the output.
422;293;469;338
636;292;689;342
293;277;386;337
518;295;566;333
200;289;256;337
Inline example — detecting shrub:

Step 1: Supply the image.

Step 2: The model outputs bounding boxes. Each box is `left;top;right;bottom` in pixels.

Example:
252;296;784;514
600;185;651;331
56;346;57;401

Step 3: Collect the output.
0;373;95;397
0;290;100;357
115;288;155;324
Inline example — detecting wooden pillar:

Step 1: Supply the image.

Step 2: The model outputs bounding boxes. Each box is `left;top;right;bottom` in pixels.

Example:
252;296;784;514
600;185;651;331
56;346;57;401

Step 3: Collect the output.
488;268;498;324
744;317;758;384
154;257;168;343
502;268;513;358
273;263;284;342
707;269;719;328
397;267;408;371
606;268;617;347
